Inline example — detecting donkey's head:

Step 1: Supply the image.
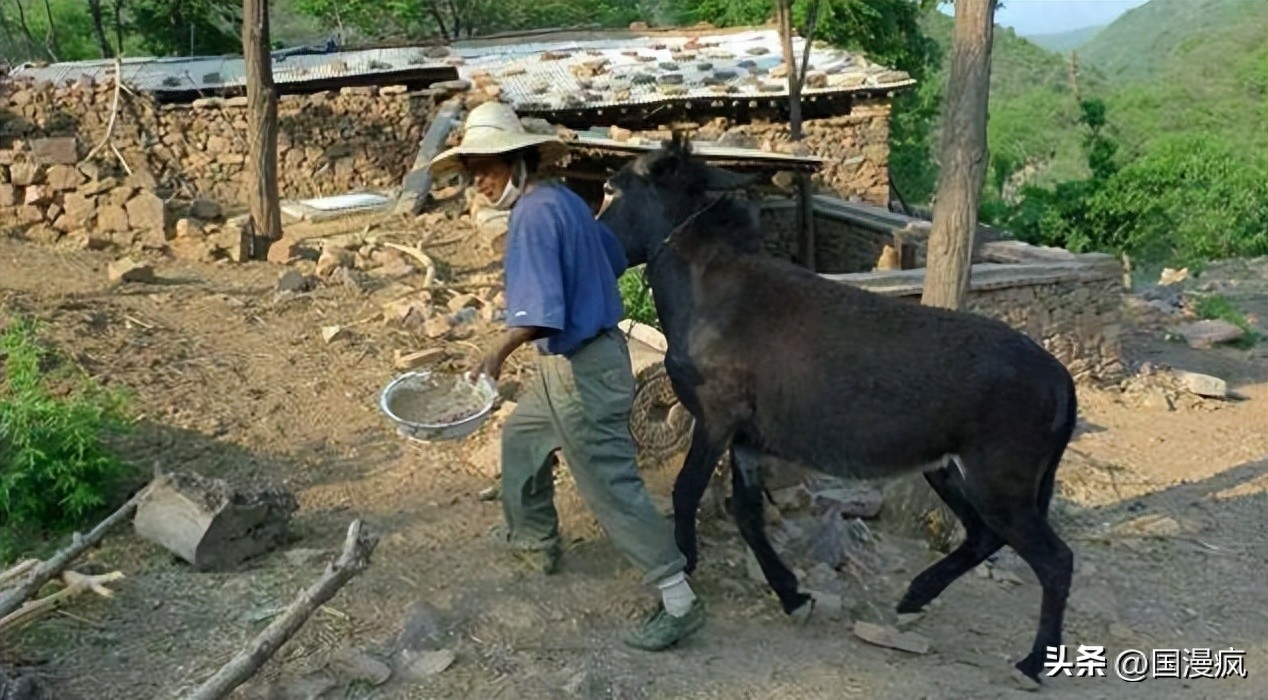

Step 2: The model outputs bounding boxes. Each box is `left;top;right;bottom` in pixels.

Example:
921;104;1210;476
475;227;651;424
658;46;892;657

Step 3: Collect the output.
598;133;755;266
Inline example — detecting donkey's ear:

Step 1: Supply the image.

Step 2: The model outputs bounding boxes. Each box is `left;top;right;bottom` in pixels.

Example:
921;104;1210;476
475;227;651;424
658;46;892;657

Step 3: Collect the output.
702;164;756;191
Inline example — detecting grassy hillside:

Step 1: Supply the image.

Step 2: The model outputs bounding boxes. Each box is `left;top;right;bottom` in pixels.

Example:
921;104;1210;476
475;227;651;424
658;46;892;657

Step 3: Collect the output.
1078;0;1265;83
1026;24;1104;54
1078;0;1268;157
916;12;1103;198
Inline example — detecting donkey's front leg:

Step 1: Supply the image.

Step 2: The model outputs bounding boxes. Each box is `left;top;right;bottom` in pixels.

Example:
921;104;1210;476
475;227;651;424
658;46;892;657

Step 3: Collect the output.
672;420;731;573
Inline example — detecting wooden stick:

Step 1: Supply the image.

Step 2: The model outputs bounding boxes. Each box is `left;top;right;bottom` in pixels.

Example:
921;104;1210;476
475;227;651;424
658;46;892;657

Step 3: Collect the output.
0;570;124;631
181;519;379;700
83;54;125;164
0;478;164;620
377;241;436;289
0;559;39;589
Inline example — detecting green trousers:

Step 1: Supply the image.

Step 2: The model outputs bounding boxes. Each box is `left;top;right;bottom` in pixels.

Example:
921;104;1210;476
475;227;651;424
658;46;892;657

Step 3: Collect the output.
499;328;687;585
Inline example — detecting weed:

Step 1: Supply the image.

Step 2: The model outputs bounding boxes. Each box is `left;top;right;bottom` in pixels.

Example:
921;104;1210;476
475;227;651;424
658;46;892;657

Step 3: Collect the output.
1191;294;1260;348
0;317;136;561
618;266;659;330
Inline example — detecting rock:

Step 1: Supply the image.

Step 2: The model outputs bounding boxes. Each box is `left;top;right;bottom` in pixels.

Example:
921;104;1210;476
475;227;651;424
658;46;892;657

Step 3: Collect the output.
22;185;50;205
9;162;41;186
169;237;218;263
132;472;298;571
125;190;169;236
45;164;84;191
447;293;481;313
423;314;453;339
61;192;95;227
1172;319;1245;348
209;225;251;263
1158;267;1189;285
29;136;78;164
398;649;455;681
804;71;828;88
852;621;931;654
804;589;843;620
394;600;448;653
267;237;304;264
468;439;500;479
811;484;883;518
1173;370;1227;398
0;185;15;207
80;177;117;196
190;198;221;220
328;648;391;686
609;125;633;142
770;484;811;512
321;325;349;344
276;269;316;294
175;218;205;238
395;348;446;370
315;245;354;277
107;257;154;284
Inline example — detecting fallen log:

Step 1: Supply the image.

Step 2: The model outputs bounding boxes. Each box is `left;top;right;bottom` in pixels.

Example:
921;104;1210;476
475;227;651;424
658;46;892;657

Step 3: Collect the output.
182;519;380;700
0;478;165;620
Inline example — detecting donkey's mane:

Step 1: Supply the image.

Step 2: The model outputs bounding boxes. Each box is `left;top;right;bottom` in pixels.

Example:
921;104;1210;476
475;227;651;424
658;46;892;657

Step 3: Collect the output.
647;135;765;257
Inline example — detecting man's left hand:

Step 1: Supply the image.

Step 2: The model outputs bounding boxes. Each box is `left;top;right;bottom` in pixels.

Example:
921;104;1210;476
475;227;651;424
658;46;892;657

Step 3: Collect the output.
476;353;504;382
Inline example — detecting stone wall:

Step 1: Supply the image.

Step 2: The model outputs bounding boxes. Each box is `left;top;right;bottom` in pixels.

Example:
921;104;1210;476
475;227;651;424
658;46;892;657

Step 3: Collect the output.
757;200;891;274
824;244;1127;384
0;77;447;210
0;134;249;260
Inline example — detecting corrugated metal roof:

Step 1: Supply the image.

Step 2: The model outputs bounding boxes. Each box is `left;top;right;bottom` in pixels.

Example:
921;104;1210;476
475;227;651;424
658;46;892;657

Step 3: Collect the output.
571;131;826;167
6;28;912;109
454;29;913;112
6;46;455;93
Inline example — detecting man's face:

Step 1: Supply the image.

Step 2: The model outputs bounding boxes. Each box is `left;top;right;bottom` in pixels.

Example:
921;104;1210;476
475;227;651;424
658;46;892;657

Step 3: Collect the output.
465;155;513;203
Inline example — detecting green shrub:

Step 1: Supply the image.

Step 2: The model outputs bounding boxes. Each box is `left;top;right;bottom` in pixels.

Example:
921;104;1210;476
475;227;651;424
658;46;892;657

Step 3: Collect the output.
0;318;135;557
1191;294;1260;347
618;267;659;329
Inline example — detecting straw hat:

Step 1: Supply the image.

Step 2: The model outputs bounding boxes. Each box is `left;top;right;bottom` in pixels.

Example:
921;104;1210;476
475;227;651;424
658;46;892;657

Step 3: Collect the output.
428;101;569;177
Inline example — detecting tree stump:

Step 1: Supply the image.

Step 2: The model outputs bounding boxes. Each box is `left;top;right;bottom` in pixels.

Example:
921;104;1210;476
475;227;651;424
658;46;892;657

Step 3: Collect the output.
133;473;298;571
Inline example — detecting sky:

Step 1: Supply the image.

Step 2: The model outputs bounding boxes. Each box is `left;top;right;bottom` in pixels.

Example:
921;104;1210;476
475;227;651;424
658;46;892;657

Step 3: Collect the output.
938;0;1152;36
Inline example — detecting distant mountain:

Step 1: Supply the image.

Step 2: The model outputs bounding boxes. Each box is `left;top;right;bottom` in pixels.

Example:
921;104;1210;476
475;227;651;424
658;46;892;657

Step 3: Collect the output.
1078;0;1267;83
1025;24;1104;53
917;13;1102;194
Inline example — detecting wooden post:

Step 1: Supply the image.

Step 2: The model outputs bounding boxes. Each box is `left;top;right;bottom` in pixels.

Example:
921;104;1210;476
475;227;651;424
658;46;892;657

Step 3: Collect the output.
776;0;820;272
920;0;997;311
243;0;283;258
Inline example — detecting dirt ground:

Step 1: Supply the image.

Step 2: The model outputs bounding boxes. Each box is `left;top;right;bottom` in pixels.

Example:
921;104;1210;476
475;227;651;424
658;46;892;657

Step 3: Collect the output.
1;227;1266;700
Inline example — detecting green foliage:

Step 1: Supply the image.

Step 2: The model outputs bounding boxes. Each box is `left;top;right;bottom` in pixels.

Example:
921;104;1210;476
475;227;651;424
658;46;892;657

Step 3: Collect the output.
1026;24;1104;54
1192;293;1259;347
0;318;135;559
1003;97;1268;267
126;0;240;57
618;267;659;329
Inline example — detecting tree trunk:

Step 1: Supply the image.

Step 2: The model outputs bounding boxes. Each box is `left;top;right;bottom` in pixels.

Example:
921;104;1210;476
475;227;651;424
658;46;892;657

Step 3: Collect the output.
775;0;817;271
885;0;997;548
39;0;59;60
87;0;114;58
243;0;283;257
920;0;996;310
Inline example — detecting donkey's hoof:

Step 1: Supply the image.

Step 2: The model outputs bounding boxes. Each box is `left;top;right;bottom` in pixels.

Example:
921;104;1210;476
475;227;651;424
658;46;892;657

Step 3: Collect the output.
1010;666;1041;692
894;594;926;615
788;596;814;625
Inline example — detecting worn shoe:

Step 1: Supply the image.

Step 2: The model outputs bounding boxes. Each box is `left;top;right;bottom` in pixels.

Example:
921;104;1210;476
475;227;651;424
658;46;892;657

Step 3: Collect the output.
622;599;706;651
487;523;562;575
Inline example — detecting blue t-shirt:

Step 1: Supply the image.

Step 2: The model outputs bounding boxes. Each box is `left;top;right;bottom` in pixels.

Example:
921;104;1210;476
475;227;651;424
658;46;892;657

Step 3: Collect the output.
503;182;628;357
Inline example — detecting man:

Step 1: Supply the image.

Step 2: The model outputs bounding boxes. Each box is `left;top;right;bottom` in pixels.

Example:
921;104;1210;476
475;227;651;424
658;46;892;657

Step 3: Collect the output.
428;101;706;651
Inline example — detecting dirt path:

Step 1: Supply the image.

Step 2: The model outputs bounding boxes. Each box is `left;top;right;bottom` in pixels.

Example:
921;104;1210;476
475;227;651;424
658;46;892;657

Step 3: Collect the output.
2;238;1265;700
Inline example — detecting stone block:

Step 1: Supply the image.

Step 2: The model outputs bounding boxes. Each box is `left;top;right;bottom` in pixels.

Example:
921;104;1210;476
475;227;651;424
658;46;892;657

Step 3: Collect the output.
125;190;169;236
29;136;78;164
